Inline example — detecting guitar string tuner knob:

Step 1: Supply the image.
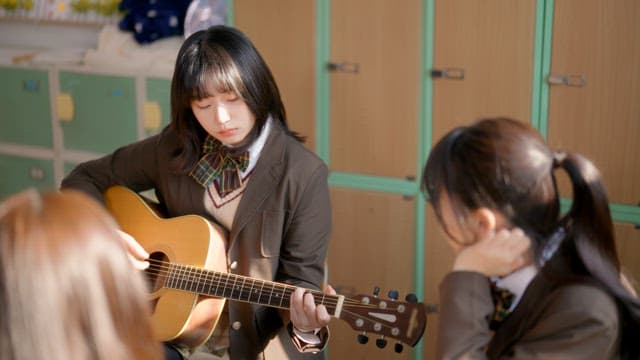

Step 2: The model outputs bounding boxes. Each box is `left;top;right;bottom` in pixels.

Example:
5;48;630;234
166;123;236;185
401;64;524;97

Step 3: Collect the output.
357;334;369;344
394;343;404;353
376;338;387;349
373;286;380;297
388;289;399;300
405;293;418;303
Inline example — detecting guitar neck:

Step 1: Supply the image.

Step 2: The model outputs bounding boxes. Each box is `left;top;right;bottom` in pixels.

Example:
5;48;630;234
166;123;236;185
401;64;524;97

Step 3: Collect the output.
150;261;344;316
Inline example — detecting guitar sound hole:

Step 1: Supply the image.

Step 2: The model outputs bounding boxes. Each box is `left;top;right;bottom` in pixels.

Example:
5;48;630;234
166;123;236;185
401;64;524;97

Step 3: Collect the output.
145;251;169;293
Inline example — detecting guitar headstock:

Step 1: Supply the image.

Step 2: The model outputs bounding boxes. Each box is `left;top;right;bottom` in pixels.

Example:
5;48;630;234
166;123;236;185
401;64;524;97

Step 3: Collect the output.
338;289;426;352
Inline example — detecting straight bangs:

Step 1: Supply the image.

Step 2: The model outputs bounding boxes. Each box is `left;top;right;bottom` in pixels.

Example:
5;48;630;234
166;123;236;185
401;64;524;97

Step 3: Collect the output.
187;45;247;102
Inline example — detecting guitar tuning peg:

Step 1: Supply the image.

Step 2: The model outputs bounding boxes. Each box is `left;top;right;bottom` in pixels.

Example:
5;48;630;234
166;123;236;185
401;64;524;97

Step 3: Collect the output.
405;293;418;303
388;289;399;300
357;333;369;344
375;338;387;349
373;286;380;297
394;342;404;353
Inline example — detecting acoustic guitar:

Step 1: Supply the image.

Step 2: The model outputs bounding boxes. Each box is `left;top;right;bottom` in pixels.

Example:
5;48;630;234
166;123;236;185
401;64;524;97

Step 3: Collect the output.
104;185;426;351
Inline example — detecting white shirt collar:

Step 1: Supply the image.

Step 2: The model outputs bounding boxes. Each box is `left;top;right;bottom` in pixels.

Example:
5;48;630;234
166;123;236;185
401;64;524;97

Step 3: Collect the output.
241;116;271;177
493;264;538;311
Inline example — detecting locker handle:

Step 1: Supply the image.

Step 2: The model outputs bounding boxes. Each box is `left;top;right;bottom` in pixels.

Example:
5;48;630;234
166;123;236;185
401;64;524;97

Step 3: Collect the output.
430;67;465;80
327;62;359;74
547;73;587;87
143;101;162;130
426;303;439;314
29;166;45;181
57;93;74;122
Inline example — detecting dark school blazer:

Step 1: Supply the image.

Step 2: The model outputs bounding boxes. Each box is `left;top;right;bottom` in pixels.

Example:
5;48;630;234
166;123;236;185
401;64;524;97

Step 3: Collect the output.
436;258;620;359
62;122;332;359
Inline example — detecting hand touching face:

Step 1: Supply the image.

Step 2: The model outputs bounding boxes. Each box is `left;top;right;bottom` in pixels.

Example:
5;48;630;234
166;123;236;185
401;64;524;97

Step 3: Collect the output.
452;227;532;277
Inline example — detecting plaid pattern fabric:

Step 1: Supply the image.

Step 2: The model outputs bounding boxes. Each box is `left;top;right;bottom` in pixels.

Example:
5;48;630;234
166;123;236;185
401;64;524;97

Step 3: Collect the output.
489;282;515;331
190;136;250;196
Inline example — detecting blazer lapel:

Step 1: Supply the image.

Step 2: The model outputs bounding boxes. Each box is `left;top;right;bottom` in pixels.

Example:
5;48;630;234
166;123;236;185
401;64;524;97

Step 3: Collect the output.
228;123;286;250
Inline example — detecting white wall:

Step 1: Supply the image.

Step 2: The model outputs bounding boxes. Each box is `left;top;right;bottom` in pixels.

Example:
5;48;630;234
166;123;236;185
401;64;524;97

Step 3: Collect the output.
0;21;101;50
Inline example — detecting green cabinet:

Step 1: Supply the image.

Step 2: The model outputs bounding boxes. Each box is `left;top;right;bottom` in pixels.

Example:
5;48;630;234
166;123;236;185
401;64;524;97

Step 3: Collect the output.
144;77;172;137
59;71;137;154
0;154;55;200
0;65;172;199
0;67;52;148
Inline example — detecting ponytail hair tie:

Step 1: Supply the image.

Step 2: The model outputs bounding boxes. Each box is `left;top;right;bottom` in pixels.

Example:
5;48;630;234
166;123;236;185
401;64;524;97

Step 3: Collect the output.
552;152;566;168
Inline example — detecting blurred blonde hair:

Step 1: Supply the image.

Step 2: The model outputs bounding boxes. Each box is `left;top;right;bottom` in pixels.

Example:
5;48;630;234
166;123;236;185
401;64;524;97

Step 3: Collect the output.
0;188;162;360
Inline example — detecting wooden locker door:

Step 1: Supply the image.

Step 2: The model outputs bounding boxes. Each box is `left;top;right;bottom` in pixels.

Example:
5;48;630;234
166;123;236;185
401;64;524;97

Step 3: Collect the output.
330;0;421;178
431;0;536;141
328;188;417;359
614;222;640;294
546;0;640;206
422;207;455;360
234;0;317;151
426;2;536;359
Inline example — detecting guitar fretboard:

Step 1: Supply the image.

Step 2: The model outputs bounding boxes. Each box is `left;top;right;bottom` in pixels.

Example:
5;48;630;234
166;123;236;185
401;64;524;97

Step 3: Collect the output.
150;261;342;313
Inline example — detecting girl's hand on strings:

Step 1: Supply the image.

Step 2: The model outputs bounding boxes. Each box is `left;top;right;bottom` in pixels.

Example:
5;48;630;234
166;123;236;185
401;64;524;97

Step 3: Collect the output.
117;229;150;270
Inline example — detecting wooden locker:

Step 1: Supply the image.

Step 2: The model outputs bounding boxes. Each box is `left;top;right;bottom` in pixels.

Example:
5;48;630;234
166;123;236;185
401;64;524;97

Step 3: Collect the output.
329;0;422;178
328;187;417;359
234;0;317;151
546;0;640;206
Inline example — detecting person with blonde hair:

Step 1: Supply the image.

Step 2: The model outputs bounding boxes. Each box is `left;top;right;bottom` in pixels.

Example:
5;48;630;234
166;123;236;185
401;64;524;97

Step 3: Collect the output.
0;189;163;360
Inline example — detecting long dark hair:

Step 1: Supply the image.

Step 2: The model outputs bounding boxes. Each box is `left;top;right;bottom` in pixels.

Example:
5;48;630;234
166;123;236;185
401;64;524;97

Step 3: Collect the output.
421;117;640;358
170;25;304;172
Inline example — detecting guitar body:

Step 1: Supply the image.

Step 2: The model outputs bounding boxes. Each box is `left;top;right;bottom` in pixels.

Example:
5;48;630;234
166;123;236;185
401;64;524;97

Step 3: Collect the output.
104;186;227;349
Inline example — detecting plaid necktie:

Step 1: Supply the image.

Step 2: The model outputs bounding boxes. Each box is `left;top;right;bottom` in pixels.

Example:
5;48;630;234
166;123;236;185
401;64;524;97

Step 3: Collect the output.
189;136;250;196
489;282;515;330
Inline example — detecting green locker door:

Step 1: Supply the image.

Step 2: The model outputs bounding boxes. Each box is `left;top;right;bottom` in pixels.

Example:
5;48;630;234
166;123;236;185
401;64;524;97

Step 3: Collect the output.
0;154;55;200
58;71;137;154
0;67;52;148
144;78;172;138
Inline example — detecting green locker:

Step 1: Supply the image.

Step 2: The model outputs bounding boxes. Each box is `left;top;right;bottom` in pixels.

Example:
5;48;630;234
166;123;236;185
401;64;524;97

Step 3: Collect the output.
0;67;52;148
144;78;172;138
0;154;55;200
58;71;137;154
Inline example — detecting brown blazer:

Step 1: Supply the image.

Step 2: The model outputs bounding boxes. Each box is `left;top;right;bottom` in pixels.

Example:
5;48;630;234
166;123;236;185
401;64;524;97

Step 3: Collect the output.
436;267;620;359
62;122;332;359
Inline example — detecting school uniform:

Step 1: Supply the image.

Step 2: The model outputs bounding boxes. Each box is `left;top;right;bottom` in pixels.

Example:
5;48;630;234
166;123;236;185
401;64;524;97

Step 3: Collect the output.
436;252;621;359
62;119;332;359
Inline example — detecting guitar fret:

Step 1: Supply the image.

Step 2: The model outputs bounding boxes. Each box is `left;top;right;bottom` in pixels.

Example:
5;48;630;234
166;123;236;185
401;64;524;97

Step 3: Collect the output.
166;264;174;288
178;265;186;290
257;280;266;304
195;268;204;293
230;274;239;300
206;270;215;295
246;278;253;302
279;285;286;308
267;282;275;306
186;266;195;292
237;276;246;300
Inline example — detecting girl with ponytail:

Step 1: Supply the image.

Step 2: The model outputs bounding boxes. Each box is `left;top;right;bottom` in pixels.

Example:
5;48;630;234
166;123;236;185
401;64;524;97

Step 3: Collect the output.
422;117;640;359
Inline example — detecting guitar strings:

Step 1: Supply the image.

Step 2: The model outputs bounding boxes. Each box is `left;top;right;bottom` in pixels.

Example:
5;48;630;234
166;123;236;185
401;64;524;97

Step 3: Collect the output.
142;258;417;344
143;258;346;308
142;257;395;310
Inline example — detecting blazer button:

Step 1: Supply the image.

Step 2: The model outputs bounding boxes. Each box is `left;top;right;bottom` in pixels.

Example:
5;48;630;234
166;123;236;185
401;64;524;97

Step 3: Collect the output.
232;321;242;330
229;261;238;270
